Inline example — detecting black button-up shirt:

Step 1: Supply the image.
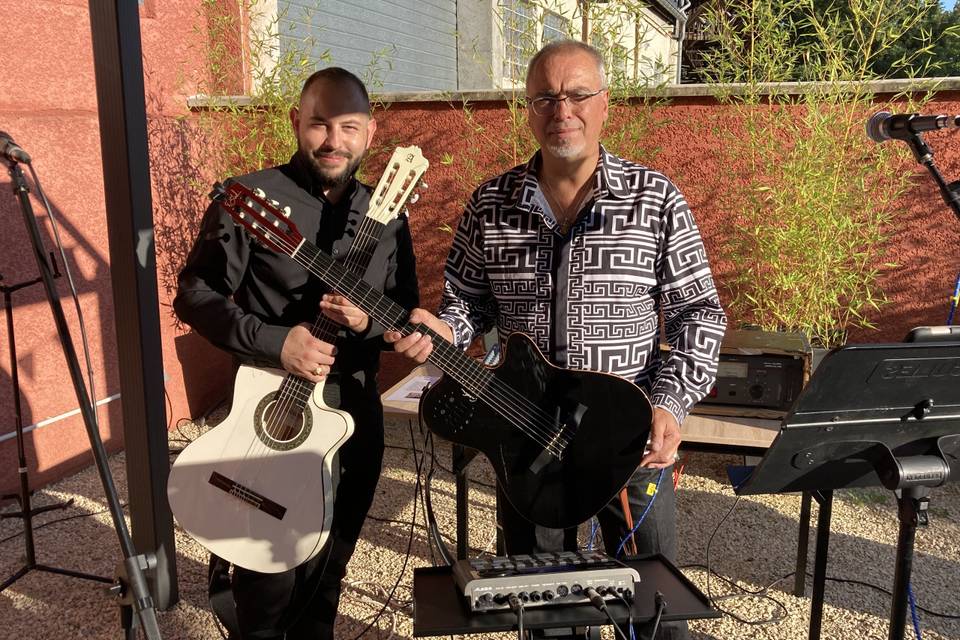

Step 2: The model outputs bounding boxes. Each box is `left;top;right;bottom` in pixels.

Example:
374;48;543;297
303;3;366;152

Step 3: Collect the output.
174;155;419;389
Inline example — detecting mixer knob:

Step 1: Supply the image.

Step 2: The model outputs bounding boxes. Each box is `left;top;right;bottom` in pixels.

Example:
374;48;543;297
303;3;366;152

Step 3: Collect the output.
530;591;542;602
542;590;555;601
571;583;583;594
622;588;633;601
493;593;508;605
518;591;530;602
556;585;569;597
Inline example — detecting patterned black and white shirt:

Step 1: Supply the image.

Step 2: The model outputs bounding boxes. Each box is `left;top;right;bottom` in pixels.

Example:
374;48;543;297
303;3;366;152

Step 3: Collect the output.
438;146;727;425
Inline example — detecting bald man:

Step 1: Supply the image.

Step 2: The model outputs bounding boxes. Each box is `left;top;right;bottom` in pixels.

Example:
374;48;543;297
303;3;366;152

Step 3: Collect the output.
175;67;418;640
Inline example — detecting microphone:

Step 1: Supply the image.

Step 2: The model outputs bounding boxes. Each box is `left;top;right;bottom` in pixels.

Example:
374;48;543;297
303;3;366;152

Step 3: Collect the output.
0;131;32;163
867;111;960;143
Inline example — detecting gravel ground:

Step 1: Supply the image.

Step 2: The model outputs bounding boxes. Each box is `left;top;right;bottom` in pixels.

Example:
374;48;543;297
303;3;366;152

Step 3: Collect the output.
2;413;958;640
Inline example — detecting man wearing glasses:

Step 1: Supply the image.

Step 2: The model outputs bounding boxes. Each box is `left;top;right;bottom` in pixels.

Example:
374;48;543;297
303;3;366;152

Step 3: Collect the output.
387;40;725;639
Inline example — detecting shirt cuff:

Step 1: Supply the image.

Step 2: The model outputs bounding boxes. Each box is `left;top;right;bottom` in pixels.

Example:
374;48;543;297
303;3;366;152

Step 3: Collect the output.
650;392;688;427
258;323;292;367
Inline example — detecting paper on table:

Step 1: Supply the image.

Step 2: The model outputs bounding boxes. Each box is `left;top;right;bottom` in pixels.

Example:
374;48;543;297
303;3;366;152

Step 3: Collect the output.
384;374;440;402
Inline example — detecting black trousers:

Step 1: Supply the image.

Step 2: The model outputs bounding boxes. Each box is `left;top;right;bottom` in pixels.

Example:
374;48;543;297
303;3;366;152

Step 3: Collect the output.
231;381;385;640
498;464;689;640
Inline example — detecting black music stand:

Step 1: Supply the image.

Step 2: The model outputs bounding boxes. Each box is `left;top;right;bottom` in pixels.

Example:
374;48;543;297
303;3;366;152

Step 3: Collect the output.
727;340;960;640
412;554;720;637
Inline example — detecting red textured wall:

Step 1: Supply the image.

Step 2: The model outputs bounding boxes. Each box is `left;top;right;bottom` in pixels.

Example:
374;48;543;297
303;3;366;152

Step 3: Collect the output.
1;1;959;494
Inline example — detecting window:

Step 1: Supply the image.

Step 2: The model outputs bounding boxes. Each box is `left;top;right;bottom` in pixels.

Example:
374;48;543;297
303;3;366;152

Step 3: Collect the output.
543;10;570;44
502;0;537;82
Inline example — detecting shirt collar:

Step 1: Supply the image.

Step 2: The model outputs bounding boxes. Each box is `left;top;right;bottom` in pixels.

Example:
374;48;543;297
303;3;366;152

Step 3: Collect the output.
508;144;631;213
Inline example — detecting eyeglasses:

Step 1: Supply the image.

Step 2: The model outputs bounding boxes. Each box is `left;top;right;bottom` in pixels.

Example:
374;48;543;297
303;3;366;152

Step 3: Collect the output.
525;89;605;116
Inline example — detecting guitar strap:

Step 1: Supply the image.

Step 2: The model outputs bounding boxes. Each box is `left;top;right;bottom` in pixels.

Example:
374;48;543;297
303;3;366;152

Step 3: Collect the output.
207;554;241;638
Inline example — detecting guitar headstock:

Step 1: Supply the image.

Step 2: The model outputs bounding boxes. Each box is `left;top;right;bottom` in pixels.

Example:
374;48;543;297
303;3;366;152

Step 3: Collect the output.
368;146;429;224
210;182;304;257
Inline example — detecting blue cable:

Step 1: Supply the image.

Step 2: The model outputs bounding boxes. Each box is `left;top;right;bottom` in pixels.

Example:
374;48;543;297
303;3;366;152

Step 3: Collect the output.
588;517;599;550
948;272;960;325
909;581;922;640
616;468;665;558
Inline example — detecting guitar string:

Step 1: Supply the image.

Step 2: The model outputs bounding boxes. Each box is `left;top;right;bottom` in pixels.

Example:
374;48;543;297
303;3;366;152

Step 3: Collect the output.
293;239;573;457
232;190;575;459
240;213;387;486
256;164;416;453
238;214;380;491
290;235;573;457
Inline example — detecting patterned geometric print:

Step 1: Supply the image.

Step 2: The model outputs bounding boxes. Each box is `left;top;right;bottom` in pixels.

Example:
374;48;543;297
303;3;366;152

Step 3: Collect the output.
439;146;727;425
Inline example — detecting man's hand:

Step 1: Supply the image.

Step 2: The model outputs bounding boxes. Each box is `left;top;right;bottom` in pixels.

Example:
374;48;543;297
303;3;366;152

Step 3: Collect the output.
280;323;337;382
319;294;370;333
383;308;453;363
641;407;682;469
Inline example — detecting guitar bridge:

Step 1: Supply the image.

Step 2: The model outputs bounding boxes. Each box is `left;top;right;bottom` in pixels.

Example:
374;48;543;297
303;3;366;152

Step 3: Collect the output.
209;471;287;520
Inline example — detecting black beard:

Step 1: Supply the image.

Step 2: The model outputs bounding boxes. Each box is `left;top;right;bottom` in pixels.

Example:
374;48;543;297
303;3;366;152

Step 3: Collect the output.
300;146;363;190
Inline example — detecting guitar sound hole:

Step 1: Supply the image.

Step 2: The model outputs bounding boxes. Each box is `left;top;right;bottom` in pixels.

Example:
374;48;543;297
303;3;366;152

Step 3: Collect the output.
254;394;312;451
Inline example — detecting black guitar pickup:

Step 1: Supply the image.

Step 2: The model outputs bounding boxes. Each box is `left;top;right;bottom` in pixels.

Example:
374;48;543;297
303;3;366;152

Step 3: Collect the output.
209;471;287;520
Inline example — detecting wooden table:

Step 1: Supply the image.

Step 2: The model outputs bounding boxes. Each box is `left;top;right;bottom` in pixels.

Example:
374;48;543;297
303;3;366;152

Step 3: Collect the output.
382;364;782;456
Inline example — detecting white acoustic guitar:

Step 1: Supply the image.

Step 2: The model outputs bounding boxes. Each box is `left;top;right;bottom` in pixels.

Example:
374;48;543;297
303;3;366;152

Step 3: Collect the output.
167;147;428;573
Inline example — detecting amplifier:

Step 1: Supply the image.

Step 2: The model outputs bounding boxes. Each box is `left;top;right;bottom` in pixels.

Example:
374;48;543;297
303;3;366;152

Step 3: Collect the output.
694;329;811;418
453;550;640;612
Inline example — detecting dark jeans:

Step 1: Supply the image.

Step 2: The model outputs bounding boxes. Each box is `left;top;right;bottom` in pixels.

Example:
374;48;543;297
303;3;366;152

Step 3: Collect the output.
231;380;385;640
498;465;688;640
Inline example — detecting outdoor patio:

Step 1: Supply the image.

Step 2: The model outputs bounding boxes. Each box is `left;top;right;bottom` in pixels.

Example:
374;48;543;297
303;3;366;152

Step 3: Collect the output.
2;408;959;640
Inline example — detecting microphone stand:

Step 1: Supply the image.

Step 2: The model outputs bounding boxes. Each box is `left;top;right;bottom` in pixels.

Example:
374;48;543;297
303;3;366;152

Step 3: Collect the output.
3;157;162;640
1;261;114;593
902;131;960;222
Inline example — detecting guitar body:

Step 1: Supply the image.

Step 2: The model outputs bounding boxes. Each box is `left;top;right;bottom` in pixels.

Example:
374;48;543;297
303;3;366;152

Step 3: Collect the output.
167;365;354;573
420;332;652;529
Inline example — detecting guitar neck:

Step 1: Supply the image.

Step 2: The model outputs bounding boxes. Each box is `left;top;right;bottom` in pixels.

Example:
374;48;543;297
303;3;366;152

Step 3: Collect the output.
307;218;383;344
291;241;489;394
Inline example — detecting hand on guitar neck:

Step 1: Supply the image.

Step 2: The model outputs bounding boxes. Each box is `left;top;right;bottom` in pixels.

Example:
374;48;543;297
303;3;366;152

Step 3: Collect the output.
384;308;454;362
280;323;337;381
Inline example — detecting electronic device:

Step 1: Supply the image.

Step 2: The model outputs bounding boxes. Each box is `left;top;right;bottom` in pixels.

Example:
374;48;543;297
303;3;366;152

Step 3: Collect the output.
702;353;805;411
692;329;811;417
453;550;640;612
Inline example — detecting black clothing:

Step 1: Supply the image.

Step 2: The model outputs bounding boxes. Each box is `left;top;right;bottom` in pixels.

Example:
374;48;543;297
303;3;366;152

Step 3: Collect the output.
174;154;419;640
174;153;419;380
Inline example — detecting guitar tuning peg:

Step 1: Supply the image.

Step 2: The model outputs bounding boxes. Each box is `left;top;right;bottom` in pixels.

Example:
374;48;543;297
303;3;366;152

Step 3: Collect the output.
419;181;429;190
254;188;266;197
282;206;292;217
409;193;420;205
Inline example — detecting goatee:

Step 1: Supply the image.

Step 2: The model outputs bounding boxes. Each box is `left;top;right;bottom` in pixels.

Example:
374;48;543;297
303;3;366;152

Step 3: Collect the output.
300;146;363;189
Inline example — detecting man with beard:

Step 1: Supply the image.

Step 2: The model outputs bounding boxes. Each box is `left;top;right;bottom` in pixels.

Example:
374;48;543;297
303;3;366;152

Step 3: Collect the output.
174;67;418;640
386;41;724;639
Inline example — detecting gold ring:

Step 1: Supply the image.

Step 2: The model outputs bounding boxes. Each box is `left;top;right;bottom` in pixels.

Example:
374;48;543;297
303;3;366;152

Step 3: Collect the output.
313;365;324;376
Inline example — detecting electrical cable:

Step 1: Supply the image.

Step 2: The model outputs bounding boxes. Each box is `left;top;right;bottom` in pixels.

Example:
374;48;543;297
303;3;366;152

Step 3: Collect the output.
345;417;427;640
616;468;664;558
0;501;127;544
30;164;103;432
648;591;666;640
508;593;525;640
908;581;923;640
584;586;629;640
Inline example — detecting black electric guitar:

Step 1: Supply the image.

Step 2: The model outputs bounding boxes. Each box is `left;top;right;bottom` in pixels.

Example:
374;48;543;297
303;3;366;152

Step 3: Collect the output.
215;182;653;529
